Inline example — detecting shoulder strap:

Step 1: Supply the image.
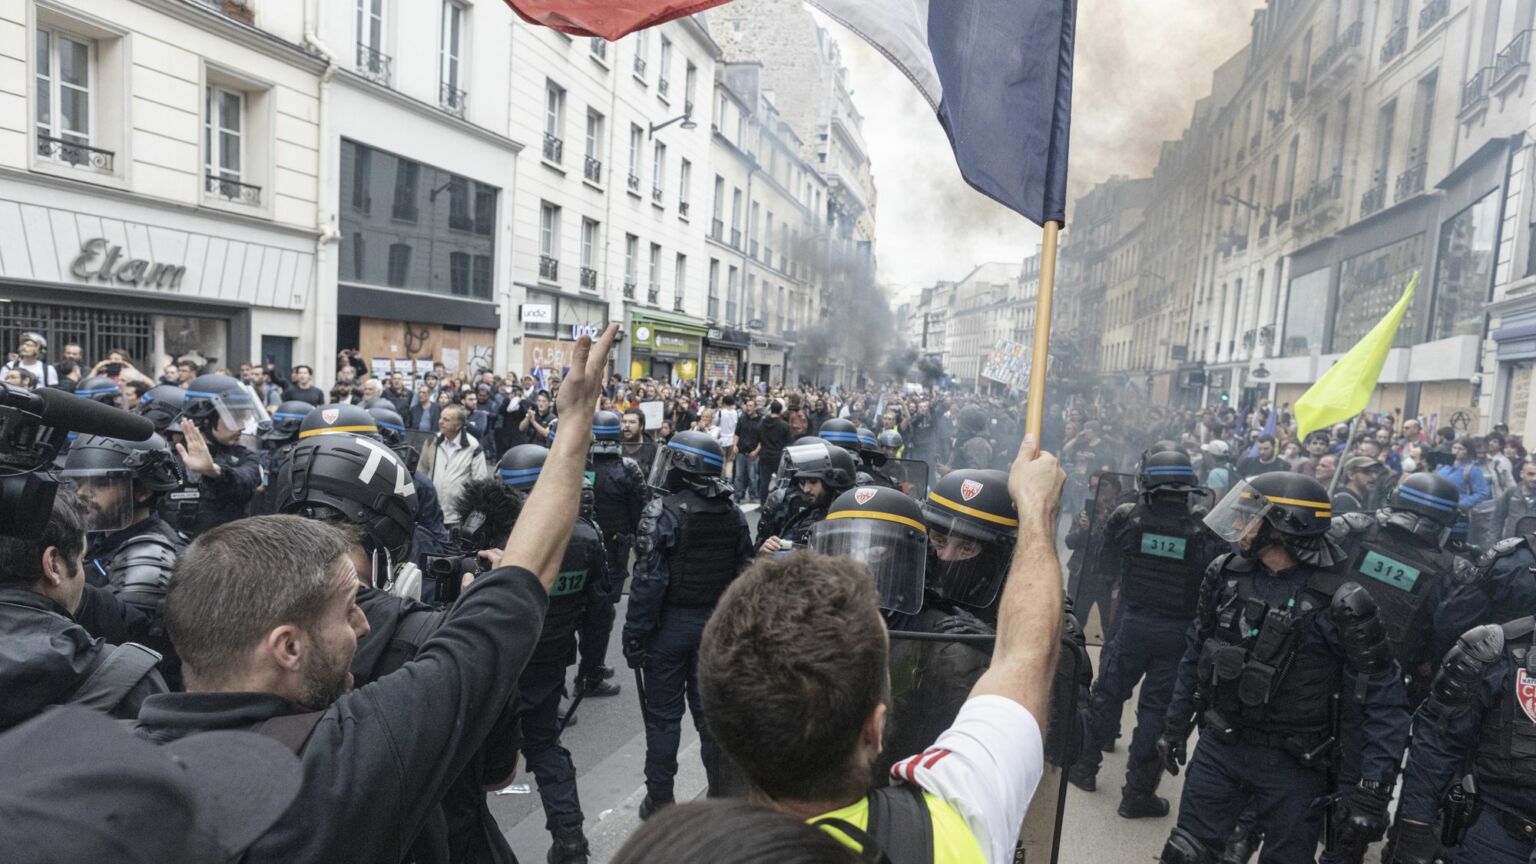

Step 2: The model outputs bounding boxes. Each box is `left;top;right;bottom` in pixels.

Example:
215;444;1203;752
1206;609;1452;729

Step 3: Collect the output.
865;784;935;864
69;642;162;712
256;710;326;754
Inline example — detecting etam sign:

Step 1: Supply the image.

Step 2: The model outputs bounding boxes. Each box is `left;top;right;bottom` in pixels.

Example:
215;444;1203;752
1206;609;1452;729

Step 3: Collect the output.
69;237;187;290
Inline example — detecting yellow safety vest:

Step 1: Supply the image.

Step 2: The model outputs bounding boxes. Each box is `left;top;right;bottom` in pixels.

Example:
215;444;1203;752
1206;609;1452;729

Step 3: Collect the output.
812;791;987;864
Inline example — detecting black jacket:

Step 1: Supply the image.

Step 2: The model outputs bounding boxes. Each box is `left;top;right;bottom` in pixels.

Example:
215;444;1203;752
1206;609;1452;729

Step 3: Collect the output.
189;442;262;537
0;587;166;731
134;566;548;864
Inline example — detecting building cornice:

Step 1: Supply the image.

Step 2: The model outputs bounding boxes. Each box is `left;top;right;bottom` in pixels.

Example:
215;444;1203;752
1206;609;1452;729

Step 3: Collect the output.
336;73;525;154
130;0;327;73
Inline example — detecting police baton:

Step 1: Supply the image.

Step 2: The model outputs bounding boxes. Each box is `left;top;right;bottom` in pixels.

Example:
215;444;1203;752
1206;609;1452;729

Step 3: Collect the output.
633;666;656;723
558;685;588;735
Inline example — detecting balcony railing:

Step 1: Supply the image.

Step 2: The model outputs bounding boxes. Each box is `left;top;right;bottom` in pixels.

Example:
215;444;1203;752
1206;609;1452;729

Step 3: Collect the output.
711;218;723;240
1273;200;1291;225
1461;67;1492;113
1249;132;1261;152
1258;220;1271;240
658;78;670;98
674;296;686;312
584;156;602;183
633;56;647;78
679;200;690;218
1361;182;1387;216
1395;161;1427;202
627;173;640;193
439;82;467;118
624;281;637;299
1311;21;1363;82
539;255;559;281
647;287;661;305
1419;0;1448;33
731;228;742;248
652;185;664;204
36;134;114;170
1495;30;1532;83
205;173;261;205
580;267;598;289
356;42;392;83
1295;172;1343;215
589;38;607;61
542;134;563;164
1380;21;1408;64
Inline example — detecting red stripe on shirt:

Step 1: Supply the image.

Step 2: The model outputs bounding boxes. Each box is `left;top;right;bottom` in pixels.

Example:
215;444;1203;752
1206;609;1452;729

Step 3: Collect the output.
922;748;951;769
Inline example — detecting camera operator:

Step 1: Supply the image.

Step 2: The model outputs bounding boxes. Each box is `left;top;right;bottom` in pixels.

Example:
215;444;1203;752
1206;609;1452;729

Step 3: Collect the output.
132;325;617;864
0;490;167;732
176;374;264;536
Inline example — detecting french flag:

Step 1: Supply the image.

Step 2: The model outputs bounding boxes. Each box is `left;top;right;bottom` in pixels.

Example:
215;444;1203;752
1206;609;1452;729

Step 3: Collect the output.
808;0;1077;226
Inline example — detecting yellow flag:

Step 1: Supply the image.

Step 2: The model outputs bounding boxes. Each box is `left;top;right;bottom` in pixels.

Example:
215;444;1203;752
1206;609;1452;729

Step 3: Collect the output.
1294;271;1418;441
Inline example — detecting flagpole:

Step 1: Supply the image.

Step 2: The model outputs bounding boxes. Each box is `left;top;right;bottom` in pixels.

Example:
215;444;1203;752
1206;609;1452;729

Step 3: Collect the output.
1327;411;1366;497
1025;221;1061;442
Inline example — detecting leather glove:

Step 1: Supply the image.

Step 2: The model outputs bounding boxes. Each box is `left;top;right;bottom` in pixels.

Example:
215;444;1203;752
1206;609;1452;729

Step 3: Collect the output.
1332;782;1392;852
623;636;648;670
1384;818;1442;864
1156;720;1191;776
933;609;995;637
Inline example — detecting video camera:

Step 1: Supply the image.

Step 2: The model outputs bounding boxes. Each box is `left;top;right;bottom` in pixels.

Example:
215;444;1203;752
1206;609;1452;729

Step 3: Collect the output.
421;511;493;607
0;384;154;538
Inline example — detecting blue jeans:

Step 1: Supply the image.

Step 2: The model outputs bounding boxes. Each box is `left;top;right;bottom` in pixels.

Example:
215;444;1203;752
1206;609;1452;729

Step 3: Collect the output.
641;606;718;799
733;452;757;500
1079;608;1185;796
1173;735;1327;864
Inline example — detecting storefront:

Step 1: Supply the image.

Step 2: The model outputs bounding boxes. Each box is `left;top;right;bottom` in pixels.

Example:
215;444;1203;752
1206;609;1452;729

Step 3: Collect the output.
627;309;706;383
0;181;313;376
702;327;750;386
746;333;790;387
519;288;612;382
1491;306;1536;441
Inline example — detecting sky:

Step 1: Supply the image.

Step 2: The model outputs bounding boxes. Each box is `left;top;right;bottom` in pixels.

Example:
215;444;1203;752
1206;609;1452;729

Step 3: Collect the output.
810;1;1267;302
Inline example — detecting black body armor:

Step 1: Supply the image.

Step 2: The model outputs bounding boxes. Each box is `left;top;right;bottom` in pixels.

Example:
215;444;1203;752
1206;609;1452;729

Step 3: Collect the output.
1328;512;1451;670
662;489;744;608
1116;501;1209;619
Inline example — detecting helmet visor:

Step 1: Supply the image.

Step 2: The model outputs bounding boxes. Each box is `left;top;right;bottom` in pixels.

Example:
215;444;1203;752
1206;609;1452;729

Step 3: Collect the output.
1203;479;1275;544
782;443;833;480
193;387;270;437
811;516;927;614
928;526;1010;609
60;473;137;532
647;440;723;485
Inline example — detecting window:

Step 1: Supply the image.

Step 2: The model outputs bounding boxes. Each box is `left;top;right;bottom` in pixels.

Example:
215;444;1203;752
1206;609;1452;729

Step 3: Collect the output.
1432;191;1497;339
387;243;412;287
727;265;739;321
473;184;495;235
391;159;419;221
539;202;560;266
651;141;666;202
678;158;692;214
684;61;698;111
674;253;687;308
351;146;372;212
439;2;466;113
633;27;648;79
628;124;643;191
204;85;245;196
34;27;99;166
356;0;388;80
1335;234;1423;351
712;175;725;234
777;285;785;333
450;251;470;295
708;258;720;319
1281;268;1331;357
447;177;471;230
658;37;672;98
731;188;743;246
543;81;565;163
749;200;761;256
624;234;639;291
1411;72;1437;165
746;274;756;322
648;244;662;301
581;219;599;283
1374;99;1396;178
471;254;492;299
584;110;604;182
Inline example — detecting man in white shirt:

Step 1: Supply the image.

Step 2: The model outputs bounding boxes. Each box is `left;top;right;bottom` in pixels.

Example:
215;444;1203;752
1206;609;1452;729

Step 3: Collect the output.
4;333;58;388
716;394;740;481
698;436;1065;863
420;405;488;526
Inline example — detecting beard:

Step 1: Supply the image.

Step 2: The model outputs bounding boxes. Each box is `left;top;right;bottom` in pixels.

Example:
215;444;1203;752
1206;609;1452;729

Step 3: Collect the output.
295;635;352;710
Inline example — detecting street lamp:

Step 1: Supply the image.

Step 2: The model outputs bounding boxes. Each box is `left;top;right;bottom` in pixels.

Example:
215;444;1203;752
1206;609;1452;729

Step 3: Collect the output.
1218;193;1274;220
648;112;697;138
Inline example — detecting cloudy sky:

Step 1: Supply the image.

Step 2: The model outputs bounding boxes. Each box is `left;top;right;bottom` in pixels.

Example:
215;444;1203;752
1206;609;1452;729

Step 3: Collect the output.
810;1;1266;302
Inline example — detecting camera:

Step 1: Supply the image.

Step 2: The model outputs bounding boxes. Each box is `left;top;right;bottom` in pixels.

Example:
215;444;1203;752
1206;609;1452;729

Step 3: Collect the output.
421;553;489;607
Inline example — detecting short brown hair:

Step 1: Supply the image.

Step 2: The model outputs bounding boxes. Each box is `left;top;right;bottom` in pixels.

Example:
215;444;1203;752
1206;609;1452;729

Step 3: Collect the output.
699;553;888;803
0;489;88;586
166;515;353;684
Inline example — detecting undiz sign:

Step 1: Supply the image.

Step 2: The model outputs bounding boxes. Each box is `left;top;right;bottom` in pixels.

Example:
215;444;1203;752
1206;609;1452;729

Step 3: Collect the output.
69;238;187;291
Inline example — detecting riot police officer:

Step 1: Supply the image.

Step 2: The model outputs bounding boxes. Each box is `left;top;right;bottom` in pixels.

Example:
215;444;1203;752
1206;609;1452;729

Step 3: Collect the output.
579;410;650;699
923;468;1020;626
134;384;188;434
1435;527;1536;659
754;440;858;555
261;400;314;451
366;404;420;472
175;374;264;536
1156;473;1412;864
623;431;753;819
816;417;862;456
366;403;451;563
132;385;200;532
493;444;605;863
1070;451;1220;820
855;426;899;489
75;375;122;406
947;405;993;472
1389;609;1536;863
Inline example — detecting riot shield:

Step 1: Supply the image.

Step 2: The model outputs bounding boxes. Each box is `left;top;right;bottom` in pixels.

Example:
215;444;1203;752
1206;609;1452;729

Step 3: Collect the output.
404;429;435;455
1068;472;1133;646
886;458;931;501
879;625;1083;863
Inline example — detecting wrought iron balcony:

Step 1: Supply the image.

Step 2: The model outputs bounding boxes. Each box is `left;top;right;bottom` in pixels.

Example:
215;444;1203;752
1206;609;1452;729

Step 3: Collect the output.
624;280;636;299
542;134;563;164
1273;200;1291;225
1461;67;1491;113
627;173;640;193
1361;182;1387;216
1496;30;1532;83
652;185;664;204
1395;161;1427;201
647;287;660;305
679;201;690;218
633;56;647;78
590;38;607;61
658;78;670;98
584;156;602;183
1380;21;1408;64
1311;22;1363;82
205;173;261;205
439;83;467;118
674;296;686;312
539;255;559;281
36;135;114;170
356;43;392;83
1419;0;1448;33
711;218;723;240
580;267;598;289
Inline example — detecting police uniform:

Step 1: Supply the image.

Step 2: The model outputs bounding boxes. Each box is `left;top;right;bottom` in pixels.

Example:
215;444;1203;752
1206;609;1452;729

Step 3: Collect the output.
623;432;753;814
580;411;650;693
753;440;857;553
179;375;263;537
1071;452;1219;816
1158;474;1412;864
1434;533;1536;665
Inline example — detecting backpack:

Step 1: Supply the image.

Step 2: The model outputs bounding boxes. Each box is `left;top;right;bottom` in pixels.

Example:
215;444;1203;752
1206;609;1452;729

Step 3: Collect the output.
68;642;162;714
813;783;935;864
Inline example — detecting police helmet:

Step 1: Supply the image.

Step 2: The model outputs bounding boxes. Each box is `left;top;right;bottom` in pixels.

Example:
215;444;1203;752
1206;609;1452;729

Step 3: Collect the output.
818;418;862;453
365;404;406;445
1139;450;1199;493
496;445;547;490
592;410;623;456
792;435;824;448
272;433;418;565
1205;472;1343;566
1388;472;1462;529
922;469;1017;610
650;430;725;483
856;426;887;466
75;376;122;406
182;374;267;433
1147;440;1178;455
1245;472;1333;537
299;403;379;440
61;434;184;532
957;405;989;436
788;440;859;493
877;429;903;451
134;385;189;434
262;401;316;443
812;486;928;614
